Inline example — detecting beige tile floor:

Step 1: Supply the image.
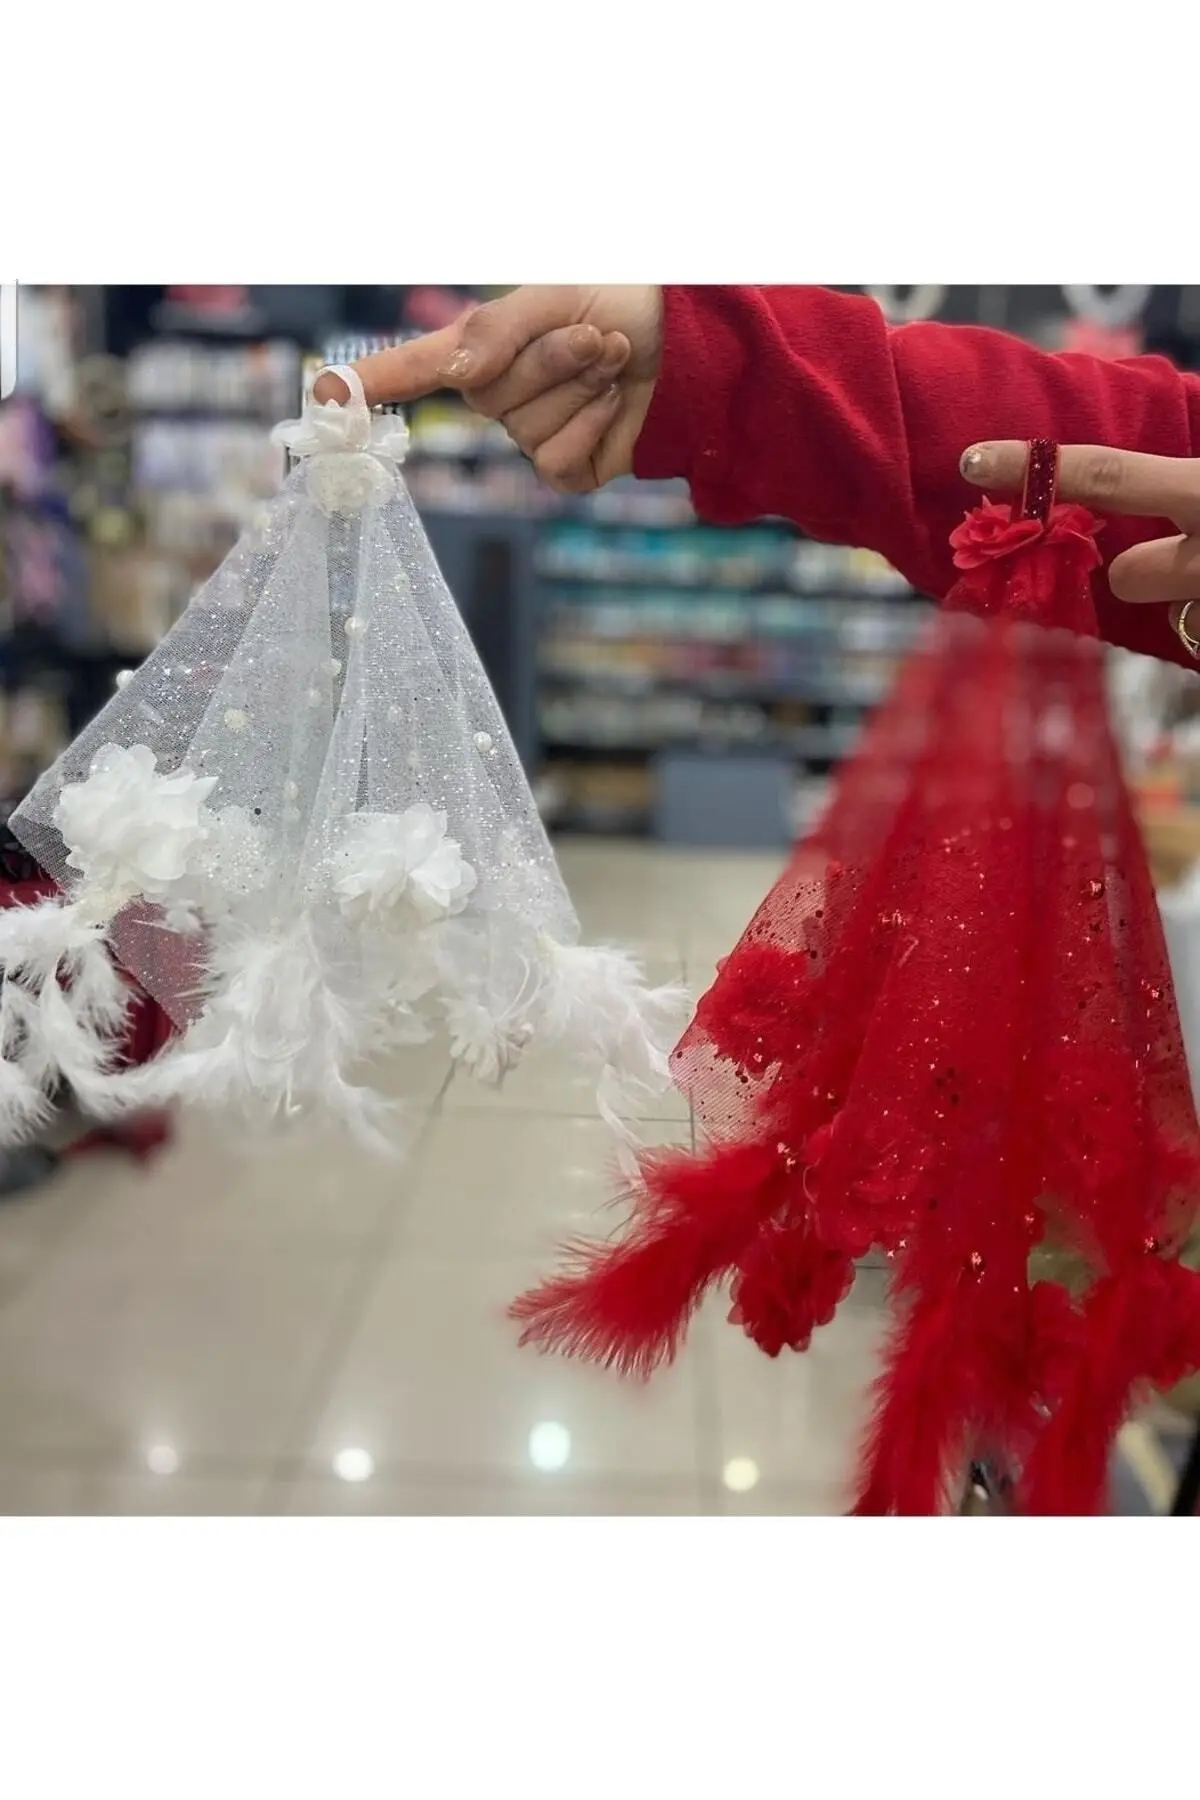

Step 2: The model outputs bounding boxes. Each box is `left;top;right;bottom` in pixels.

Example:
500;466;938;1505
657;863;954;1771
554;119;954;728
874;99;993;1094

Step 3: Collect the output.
0;843;890;1517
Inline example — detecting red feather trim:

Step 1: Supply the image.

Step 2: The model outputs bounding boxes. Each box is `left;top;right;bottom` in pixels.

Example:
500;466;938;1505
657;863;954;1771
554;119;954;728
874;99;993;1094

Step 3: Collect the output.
514;488;1200;1514
1021;1256;1200;1514
509;1139;787;1376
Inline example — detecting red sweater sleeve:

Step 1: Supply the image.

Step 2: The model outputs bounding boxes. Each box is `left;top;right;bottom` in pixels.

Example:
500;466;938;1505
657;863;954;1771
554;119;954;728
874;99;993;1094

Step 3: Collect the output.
633;286;1200;670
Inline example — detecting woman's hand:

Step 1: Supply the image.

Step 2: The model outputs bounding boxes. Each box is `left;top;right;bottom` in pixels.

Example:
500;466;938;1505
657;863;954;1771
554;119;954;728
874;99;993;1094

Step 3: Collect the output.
961;440;1200;655
314;285;664;493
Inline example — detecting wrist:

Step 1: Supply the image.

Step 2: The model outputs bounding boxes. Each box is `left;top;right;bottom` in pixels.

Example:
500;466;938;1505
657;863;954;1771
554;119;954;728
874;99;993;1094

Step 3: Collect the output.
633;286;734;485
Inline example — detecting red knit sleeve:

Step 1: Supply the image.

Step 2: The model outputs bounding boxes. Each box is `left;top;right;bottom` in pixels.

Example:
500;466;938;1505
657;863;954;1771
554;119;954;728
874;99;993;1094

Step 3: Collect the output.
633;286;1200;669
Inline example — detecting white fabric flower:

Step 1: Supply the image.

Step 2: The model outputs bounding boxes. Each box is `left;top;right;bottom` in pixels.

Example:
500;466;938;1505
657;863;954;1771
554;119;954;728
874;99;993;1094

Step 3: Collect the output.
53;744;217;907
444;996;534;1087
272;395;410;516
333;806;477;925
305;452;396;516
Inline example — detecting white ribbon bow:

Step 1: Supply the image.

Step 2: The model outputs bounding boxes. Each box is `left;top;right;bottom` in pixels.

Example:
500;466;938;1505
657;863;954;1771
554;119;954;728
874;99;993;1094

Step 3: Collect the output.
271;363;410;514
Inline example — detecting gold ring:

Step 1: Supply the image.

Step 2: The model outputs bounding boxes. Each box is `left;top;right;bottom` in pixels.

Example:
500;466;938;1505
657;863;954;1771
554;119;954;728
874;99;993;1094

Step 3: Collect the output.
1176;600;1200;661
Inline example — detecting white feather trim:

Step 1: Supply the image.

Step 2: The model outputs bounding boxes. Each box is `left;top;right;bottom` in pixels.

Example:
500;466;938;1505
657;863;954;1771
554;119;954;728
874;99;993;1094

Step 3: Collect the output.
0;897;134;1140
433;921;542;1088
115;919;409;1155
536;940;689;1163
0;981;56;1144
444;993;534;1087
0;1055;54;1143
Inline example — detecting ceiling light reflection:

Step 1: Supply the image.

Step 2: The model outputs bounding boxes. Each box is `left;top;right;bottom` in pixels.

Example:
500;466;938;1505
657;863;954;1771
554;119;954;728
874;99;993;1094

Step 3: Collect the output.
722;1457;760;1494
333;1448;375;1484
146;1445;181;1476
528;1421;571;1472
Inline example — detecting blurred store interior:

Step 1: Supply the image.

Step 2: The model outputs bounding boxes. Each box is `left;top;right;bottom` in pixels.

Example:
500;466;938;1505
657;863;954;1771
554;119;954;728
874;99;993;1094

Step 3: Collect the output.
3;283;1200;1515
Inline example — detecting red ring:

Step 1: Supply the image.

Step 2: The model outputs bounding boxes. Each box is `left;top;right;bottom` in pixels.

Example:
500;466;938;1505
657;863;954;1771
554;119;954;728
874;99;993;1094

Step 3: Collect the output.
1016;438;1059;525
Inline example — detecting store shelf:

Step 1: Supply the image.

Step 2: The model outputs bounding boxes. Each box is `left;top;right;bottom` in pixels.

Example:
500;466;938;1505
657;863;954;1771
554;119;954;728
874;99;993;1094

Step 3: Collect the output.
542;728;861;758
539;569;916;604
400;462;933;841
539;669;893;707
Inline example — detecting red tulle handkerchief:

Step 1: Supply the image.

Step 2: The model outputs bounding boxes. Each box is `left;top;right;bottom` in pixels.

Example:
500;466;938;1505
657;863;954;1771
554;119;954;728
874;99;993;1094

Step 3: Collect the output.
511;441;1200;1515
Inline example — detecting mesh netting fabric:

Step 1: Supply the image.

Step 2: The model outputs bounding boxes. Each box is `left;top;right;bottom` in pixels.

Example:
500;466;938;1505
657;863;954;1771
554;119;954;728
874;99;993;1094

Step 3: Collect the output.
512;468;1200;1514
1;368;685;1153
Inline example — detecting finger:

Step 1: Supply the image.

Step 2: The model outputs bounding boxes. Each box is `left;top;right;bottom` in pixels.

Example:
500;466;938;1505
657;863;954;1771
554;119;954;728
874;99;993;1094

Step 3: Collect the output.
435;285;587;389
532;386;623;492
471;328;626;421
961;441;1200;531
502;337;632;449
1108;533;1200;605
312;287;586;407
313;326;461;407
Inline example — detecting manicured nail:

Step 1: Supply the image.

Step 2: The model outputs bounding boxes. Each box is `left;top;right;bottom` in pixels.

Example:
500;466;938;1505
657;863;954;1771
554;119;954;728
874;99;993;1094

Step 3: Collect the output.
440;348;474;381
961;444;992;480
569;324;601;361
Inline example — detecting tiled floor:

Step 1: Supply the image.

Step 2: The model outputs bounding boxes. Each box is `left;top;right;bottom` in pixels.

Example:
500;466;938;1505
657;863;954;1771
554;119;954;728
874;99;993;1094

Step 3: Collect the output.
0;842;893;1516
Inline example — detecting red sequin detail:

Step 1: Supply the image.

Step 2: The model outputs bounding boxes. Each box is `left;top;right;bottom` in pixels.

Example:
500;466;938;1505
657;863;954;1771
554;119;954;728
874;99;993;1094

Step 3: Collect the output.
1019;436;1059;525
512;447;1200;1515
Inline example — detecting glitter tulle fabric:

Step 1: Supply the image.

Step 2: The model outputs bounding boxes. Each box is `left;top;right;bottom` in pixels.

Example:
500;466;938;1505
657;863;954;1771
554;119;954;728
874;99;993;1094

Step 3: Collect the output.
513;450;1200;1514
1;370;684;1154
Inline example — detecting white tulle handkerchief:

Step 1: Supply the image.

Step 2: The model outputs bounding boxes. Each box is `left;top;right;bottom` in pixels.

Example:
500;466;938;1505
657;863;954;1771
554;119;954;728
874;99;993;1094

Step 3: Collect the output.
1;368;685;1154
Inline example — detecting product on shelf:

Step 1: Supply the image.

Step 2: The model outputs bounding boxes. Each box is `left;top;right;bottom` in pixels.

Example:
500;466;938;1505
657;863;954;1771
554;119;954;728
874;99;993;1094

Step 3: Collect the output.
124;335;301;622
527;502;931;832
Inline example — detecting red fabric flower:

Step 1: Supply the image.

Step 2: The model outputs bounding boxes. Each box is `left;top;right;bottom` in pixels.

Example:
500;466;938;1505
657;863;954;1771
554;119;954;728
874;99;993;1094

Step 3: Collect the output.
950;504;1045;570
948;501;1104;633
728;1209;855;1356
950;501;1102;573
689;940;813;1075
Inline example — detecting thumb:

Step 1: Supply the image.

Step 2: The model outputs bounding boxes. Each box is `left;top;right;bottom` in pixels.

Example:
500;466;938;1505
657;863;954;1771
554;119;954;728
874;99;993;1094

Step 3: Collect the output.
436;285;590;388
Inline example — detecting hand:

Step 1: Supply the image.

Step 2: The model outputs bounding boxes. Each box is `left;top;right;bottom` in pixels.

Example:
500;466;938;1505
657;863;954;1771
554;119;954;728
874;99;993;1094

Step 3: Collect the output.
314;286;664;493
961;440;1200;654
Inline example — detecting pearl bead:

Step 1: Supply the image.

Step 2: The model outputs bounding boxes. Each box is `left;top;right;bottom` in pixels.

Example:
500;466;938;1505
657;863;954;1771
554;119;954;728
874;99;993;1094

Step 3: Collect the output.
224;708;248;732
283;781;299;801
473;731;493;754
344;615;365;637
115;670;134;690
327;658;342;676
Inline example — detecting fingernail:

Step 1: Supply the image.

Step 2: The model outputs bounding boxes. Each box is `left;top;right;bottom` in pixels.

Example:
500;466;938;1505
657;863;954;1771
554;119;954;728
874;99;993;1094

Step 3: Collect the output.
440;348;474;381
569;324;600;362
961;444;993;481
601;382;622;406
587;356;625;392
